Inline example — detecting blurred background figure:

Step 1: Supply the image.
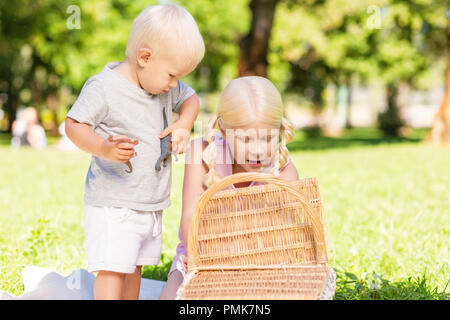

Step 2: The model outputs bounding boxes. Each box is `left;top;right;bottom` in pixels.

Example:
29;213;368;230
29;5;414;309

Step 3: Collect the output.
11;107;47;150
54;121;78;151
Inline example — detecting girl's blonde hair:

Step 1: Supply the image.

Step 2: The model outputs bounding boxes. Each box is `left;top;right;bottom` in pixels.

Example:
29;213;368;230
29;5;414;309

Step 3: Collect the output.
125;4;205;70
202;76;294;187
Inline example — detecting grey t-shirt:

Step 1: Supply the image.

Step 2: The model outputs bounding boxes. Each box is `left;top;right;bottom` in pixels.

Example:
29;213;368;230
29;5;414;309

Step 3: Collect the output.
67;62;195;211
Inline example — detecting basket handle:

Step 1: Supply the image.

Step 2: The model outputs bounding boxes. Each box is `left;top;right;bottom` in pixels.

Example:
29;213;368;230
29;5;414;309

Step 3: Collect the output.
187;172;327;271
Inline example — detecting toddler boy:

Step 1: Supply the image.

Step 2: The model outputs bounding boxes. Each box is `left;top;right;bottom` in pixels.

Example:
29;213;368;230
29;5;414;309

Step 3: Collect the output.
65;4;204;299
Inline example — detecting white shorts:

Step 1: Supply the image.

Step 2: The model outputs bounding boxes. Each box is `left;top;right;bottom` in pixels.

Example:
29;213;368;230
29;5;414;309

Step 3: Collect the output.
84;204;163;274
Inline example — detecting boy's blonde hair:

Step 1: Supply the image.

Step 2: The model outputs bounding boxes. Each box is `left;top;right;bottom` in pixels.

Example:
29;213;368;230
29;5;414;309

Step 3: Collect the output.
125;4;205;69
203;76;294;187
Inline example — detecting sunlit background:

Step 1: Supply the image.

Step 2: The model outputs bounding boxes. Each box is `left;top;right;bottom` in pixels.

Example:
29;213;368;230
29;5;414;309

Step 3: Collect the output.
0;0;449;299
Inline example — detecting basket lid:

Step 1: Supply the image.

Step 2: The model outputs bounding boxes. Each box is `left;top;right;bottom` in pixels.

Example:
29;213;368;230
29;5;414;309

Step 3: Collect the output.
187;172;328;272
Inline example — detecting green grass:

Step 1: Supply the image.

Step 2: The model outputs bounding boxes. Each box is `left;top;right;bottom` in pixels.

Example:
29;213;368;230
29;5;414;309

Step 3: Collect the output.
0;128;449;299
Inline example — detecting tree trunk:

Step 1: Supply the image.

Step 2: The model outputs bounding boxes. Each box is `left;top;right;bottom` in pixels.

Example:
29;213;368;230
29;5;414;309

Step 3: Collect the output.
427;18;450;144
378;82;405;136
238;0;279;77
345;79;353;129
4;82;19;133
46;92;60;136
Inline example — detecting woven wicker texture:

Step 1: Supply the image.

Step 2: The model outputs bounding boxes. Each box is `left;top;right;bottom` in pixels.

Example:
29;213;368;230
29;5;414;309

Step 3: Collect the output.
181;172;331;300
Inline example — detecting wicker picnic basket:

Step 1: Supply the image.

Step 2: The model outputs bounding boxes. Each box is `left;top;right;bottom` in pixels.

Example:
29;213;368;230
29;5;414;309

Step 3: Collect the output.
177;172;335;300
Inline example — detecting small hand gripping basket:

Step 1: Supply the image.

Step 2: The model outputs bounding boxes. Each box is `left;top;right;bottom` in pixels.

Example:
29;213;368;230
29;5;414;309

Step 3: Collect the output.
177;172;336;300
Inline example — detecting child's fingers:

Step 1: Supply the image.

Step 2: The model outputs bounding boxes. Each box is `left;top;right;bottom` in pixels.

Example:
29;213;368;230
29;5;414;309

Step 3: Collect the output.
117;152;136;161
117;155;131;162
159;124;175;139
174;141;185;154
175;135;189;154
109;135;138;144
118;149;135;157
176;133;190;154
109;135;131;142
116;142;136;150
171;141;177;154
172;141;181;154
180;141;187;154
171;135;184;153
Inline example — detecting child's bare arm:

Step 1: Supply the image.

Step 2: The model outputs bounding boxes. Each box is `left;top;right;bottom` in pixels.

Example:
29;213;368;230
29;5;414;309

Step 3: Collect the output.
159;94;200;154
179;139;208;251
177;93;200;129
279;161;299;181
65;117;137;163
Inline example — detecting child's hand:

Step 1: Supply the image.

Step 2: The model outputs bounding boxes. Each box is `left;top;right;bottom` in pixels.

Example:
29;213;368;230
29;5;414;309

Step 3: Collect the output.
101;135;138;163
159;118;192;154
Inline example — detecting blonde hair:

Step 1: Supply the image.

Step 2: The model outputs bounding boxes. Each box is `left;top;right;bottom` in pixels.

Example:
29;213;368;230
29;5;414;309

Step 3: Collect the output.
125;4;205;69
202;76;294;187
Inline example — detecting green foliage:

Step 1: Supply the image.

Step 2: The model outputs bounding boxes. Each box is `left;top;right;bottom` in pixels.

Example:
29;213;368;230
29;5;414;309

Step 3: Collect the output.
141;253;173;281
0;0;448;140
22;217;59;261
177;0;251;91
0;0;253;129
1;0;448;127
335;269;450;300
268;0;448;117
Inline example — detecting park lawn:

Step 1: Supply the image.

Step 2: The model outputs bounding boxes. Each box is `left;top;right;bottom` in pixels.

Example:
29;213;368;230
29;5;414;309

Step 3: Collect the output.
0;129;448;299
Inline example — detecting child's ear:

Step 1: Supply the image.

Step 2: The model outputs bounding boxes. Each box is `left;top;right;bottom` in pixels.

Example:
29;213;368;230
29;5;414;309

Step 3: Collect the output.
137;48;152;67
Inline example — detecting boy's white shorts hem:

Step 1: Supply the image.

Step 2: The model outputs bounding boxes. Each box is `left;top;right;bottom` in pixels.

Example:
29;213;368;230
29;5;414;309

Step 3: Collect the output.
84;204;163;274
88;258;161;274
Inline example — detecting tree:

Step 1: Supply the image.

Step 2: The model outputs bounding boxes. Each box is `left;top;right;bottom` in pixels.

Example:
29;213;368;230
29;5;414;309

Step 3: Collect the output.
427;12;450;144
179;0;250;91
269;0;446;137
268;0;381;133
373;1;432;136
238;0;279;77
0;0;117;133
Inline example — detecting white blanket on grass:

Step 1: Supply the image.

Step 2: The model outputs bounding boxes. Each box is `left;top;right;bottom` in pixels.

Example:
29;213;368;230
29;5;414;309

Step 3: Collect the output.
0;266;165;300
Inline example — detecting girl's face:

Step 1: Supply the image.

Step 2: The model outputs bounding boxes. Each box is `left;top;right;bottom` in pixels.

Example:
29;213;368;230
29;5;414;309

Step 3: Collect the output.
220;120;279;172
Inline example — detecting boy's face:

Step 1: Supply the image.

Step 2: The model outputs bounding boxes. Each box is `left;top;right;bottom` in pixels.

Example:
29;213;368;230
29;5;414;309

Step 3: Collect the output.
136;49;194;95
